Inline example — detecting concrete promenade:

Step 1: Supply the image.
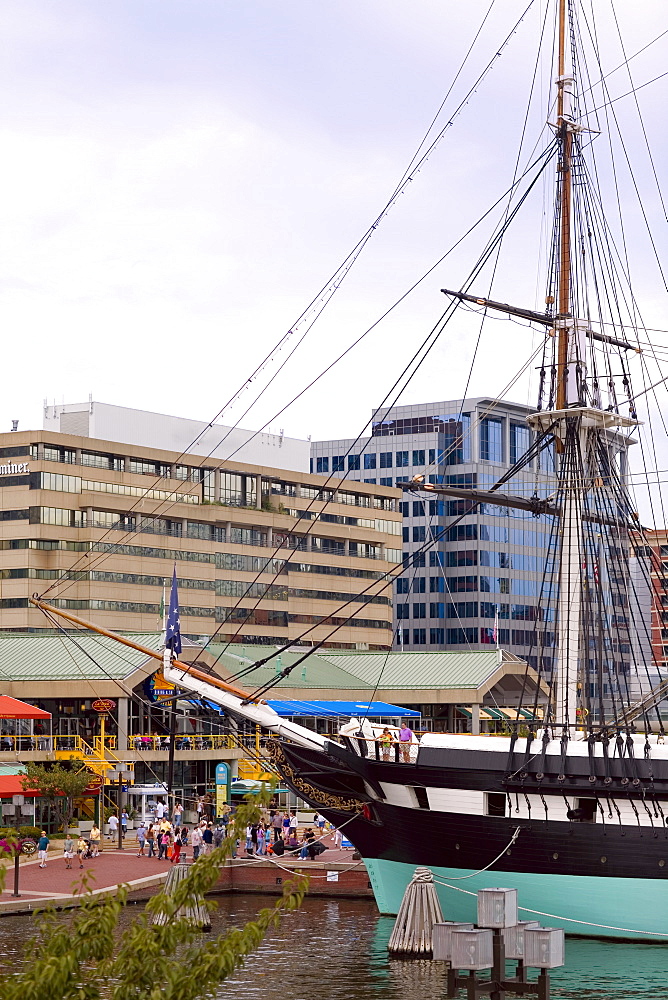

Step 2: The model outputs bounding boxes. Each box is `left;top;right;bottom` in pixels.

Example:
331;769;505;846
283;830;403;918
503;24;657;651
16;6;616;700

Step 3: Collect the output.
0;834;370;916
0;846;175;916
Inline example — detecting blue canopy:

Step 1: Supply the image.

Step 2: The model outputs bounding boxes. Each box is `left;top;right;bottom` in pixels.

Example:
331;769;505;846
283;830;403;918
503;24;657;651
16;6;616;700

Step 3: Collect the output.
265;699;420;719
201;697;419;720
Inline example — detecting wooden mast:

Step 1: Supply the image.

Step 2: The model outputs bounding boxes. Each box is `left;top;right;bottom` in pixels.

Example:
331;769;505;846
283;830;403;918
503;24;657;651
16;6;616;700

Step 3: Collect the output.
28;596;260;703
556;0;572;411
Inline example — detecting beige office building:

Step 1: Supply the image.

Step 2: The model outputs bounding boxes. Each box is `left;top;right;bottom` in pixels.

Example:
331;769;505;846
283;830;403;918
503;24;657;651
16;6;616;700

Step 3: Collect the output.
0;428;402;648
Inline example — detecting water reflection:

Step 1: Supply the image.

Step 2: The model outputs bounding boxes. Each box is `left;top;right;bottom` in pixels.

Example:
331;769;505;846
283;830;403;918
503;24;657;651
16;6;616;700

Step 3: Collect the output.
0;895;666;998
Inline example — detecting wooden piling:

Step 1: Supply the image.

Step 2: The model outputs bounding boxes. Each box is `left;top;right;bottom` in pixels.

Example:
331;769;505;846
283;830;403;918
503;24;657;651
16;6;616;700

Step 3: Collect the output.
387;867;444;956
151;862;211;932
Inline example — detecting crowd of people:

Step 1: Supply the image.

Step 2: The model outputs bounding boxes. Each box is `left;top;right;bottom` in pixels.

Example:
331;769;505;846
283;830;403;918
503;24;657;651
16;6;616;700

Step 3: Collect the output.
242;809;346;861
35;798;349;872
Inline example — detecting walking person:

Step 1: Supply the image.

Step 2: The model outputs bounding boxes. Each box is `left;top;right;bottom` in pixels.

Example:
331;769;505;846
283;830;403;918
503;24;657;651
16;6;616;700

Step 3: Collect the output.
202;823;214;855
158;828;171;860
256;823;266;856
272;810;283;842
108;812;119;841
191;824;203;860
76;836;87;868
315;813;326;836
173;801;183;827
136;821;147;856
146;823;156;858
289;810;298;838
37;830;49;868
171;827;182;863
89;823;101;857
282;811;291;840
121;808;128;839
63;834;75;869
155;799;166;823
333;826;343;849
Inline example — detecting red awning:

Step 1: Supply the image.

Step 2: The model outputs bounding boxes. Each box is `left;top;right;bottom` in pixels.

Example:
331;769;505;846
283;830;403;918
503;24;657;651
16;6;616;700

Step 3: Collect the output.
0;696;51;720
0;776;37;795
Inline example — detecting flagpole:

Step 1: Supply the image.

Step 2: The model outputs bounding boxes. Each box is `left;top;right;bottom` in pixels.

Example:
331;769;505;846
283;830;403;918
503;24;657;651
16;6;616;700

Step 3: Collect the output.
165;566;181;826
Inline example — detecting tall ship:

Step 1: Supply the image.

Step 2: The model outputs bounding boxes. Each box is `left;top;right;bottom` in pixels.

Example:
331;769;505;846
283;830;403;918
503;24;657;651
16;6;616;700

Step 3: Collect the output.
30;0;668;940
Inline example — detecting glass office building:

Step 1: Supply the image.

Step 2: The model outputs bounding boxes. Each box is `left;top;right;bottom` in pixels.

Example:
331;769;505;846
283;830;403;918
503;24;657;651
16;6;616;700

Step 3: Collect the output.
311;397;560;668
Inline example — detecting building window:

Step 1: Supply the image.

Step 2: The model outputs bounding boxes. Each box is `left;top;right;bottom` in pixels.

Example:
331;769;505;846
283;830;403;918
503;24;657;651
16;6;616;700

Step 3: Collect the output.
413;602;426;619
446;576;478;592
380;477;392;486
380;452;393;468
430;628;445;645
430;577;445;593
430;602;445;618
364;478;376;484
481;627;510;644
480;551;510;568
413;628;427;645
445;523;477;541
480;576;510;594
348;455;360;471
396;451;409;467
413;552;426;568
429;551;445;568
364;453;377;470
395;476;409;485
402;527;409;543
446;550;478;567
538;437;556;474
445;604;477;624
396;578;410;594
316;456;329;474
480;417;503;462
332;456;344;472
510;423;531;465
447;627;478;644
413;526;426;542
412;501;425;517
413;577;426;593
397;603;410;619
399;502;409;516
412;449;425;467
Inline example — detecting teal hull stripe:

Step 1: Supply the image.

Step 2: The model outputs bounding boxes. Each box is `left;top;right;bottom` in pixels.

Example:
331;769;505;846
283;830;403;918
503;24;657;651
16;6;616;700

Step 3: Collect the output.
364;858;668;941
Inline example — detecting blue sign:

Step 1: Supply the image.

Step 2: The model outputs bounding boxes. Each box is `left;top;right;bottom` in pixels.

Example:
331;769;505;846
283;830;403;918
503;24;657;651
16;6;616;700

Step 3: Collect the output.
215;762;230;814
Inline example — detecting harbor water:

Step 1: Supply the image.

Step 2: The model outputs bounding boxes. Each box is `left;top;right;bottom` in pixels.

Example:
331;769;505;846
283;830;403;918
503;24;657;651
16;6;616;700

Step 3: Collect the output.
0;895;666;996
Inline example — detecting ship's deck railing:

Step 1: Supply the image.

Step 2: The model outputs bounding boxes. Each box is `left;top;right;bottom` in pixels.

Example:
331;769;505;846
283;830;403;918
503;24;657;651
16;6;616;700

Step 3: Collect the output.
340;733;421;764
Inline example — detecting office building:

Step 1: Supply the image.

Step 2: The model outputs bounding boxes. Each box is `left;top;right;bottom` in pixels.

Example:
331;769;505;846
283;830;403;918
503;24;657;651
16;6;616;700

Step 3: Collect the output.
43;399;310;472
0;421;401;648
312;397;560;666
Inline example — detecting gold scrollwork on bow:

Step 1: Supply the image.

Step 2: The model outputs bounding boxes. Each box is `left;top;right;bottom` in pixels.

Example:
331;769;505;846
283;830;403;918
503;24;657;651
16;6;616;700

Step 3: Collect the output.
265;738;365;813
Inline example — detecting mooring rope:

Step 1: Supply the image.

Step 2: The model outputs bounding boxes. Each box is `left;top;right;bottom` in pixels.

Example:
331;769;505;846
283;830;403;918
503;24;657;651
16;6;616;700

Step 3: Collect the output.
431;878;668;937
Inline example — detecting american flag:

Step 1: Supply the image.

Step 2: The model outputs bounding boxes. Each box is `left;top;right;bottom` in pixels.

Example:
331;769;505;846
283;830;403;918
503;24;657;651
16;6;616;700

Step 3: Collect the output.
165;566;182;656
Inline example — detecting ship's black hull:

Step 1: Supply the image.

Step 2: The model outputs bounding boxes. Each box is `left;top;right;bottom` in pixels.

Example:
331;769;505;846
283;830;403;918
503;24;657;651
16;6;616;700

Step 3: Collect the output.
267;737;668;938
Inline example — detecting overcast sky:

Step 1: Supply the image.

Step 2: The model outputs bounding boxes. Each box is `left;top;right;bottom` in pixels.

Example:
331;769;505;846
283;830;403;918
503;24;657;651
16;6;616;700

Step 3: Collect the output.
1;1;667;463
